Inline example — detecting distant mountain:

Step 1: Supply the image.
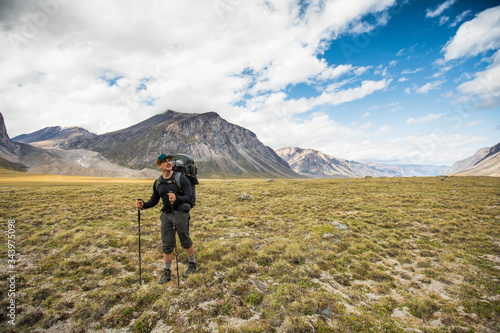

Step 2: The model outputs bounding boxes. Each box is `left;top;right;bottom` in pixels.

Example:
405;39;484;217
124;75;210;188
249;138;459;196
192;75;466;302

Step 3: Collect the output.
276;147;449;178
447;147;489;174
450;142;500;177
0;112;157;178
61;110;299;178
395;164;449;177
12;126;95;147
276;147;356;177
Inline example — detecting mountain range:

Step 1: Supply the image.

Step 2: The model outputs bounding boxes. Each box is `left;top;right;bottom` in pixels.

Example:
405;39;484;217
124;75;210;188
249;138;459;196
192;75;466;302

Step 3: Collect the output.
0;113;158;178
275;147;449;178
1;110;498;178
57;111;299;178
1;111;298;178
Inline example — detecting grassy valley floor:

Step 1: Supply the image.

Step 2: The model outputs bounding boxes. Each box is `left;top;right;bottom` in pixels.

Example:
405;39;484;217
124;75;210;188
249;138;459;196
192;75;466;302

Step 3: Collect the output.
0;172;498;332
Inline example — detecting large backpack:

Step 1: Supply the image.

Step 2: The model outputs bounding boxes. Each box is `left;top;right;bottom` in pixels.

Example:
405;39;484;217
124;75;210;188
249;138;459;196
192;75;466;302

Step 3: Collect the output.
155;153;198;207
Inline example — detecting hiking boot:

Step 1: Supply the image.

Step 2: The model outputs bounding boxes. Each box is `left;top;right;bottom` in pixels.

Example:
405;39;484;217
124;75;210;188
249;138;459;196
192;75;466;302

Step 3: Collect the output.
182;262;197;278
158;269;171;284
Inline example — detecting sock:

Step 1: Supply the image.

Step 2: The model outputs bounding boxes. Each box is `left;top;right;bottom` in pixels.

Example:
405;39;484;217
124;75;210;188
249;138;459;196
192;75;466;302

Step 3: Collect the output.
164;262;172;270
188;254;196;263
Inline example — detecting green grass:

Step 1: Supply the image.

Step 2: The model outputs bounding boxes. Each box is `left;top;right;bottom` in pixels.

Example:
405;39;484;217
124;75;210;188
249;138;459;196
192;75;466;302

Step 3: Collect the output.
0;175;499;332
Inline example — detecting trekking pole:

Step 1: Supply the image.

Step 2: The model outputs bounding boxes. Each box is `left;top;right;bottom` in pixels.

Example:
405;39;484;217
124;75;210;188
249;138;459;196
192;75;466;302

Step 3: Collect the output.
136;198;142;286
169;191;180;289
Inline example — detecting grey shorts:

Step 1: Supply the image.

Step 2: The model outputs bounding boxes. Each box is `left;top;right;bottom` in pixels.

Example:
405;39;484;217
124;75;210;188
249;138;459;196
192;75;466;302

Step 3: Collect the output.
160;211;193;254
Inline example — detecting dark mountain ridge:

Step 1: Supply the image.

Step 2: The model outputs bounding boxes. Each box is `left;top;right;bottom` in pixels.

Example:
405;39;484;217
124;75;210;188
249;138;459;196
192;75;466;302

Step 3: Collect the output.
12;126;95;145
61;110;299;178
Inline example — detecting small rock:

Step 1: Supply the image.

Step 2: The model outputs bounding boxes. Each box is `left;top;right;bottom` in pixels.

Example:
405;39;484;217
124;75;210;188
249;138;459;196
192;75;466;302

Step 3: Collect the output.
331;221;348;230
266;179;275;182
320;307;333;319
175;317;187;326
254;280;268;292
238;192;254;200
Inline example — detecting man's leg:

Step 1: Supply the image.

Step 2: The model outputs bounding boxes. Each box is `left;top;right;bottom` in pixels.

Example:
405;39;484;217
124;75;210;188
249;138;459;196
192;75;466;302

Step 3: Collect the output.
164;252;173;263
177;213;196;278
183;245;196;277
185;246;195;257
159;213;175;284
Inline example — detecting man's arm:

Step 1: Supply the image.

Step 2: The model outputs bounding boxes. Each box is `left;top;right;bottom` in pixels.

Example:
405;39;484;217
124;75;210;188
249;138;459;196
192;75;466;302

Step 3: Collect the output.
142;181;161;209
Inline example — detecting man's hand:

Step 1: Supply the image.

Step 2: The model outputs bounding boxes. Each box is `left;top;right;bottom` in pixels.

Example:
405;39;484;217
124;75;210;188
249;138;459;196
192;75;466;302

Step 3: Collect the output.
135;199;144;210
168;192;176;204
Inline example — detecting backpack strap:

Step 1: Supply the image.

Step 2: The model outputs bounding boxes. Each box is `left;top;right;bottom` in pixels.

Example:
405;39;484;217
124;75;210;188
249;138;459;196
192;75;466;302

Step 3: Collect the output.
155;173;182;193
154;175;162;193
174;172;183;194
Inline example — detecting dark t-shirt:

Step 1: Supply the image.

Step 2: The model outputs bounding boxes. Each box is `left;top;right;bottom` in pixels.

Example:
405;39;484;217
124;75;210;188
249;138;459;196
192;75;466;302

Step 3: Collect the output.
143;173;193;212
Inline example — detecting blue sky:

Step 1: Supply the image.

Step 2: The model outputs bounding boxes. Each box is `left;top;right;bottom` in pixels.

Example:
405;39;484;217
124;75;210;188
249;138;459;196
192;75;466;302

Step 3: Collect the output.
0;0;499;166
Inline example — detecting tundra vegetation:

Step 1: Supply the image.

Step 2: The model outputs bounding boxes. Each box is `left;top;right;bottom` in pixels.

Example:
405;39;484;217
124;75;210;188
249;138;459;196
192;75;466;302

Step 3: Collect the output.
0;169;498;332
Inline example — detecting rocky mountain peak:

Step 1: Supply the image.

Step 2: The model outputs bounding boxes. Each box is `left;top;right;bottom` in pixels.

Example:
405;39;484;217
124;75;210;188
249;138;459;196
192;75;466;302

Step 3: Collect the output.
61;110;298;178
0;112;17;154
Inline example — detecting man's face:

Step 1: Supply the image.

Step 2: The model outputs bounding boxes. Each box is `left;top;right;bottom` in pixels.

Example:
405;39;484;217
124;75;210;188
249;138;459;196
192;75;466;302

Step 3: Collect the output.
158;158;172;171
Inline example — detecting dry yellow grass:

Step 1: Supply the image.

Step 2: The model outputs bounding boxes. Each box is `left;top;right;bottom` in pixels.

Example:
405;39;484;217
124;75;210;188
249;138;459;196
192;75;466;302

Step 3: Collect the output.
0;172;499;332
0;169;152;186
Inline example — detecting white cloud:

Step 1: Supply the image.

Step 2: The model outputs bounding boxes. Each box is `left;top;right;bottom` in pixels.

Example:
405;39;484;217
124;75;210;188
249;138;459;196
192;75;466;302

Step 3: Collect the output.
426;0;456;19
0;0;399;138
442;6;500;61
397;132;486;165
1;0;490;167
401;68;423;75
379;124;392;133
387;102;401;113
406;113;445;125
456;50;500;108
450;10;472;27
416;80;445;94
439;16;450;25
466;120;482;127
315;64;370;81
315;79;391;106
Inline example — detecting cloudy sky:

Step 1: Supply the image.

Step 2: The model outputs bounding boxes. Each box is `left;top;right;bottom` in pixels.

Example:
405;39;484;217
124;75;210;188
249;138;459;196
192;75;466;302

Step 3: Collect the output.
1;0;499;166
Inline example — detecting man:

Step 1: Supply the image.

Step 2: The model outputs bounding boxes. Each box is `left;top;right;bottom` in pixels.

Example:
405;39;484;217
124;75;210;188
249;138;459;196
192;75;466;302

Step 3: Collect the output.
135;154;197;284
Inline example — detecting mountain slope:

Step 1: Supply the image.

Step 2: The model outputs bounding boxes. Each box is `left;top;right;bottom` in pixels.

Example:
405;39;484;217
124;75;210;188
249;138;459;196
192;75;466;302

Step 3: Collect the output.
62;110;299;178
447;147;489;174
450;142;500;177
12;126;95;147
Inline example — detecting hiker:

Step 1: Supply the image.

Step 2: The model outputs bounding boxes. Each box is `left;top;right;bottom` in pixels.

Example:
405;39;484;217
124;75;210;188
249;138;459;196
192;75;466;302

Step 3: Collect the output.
135;154;197;284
